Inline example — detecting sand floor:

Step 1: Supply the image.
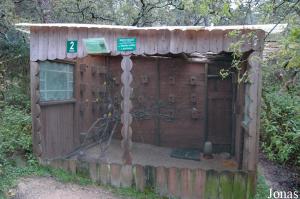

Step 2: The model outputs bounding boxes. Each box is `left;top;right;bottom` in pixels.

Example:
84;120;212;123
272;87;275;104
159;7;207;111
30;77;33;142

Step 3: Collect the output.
12;177;120;199
73;140;238;171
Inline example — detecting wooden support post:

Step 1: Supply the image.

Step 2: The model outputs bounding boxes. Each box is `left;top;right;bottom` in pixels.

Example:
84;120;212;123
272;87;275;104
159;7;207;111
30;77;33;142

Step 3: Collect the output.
30;61;43;160
242;51;262;171
120;55;133;164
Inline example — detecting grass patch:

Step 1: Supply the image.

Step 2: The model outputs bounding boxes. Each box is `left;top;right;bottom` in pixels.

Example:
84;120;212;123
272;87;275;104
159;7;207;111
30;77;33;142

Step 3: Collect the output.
255;173;271;199
0;163;162;199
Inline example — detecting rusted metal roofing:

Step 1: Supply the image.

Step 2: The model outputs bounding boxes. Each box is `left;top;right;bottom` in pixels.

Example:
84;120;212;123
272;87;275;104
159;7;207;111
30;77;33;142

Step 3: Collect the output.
16;23;267;61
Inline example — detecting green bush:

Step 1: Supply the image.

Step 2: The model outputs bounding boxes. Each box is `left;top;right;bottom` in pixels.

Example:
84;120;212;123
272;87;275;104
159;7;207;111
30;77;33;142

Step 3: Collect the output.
261;88;300;167
0;105;32;164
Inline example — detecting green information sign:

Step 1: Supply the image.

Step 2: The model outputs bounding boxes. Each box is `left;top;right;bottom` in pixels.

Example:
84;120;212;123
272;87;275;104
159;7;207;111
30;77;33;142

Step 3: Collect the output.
66;40;78;53
117;38;136;52
83;38;109;54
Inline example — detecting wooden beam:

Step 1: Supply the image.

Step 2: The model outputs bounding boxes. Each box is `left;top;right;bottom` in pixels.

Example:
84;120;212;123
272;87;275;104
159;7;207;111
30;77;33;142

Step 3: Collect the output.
30;61;43;160
242;51;262;171
120;55;133;164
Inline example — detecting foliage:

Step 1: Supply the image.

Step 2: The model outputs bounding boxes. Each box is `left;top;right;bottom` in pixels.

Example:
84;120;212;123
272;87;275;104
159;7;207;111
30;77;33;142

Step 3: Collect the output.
261;87;300;167
0;105;32;163
255;173;272;199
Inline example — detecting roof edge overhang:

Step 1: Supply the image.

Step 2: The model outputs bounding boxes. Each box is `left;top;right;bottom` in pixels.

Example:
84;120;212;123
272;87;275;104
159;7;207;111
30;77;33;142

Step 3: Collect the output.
16;23;271;61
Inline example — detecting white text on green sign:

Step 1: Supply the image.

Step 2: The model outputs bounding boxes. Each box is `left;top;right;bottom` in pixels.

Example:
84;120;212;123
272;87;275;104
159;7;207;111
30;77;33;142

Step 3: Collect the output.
66;40;78;53
117;38;136;51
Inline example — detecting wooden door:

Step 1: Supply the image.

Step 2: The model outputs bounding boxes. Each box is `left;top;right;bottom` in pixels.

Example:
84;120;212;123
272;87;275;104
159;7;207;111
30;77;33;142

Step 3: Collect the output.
207;64;233;153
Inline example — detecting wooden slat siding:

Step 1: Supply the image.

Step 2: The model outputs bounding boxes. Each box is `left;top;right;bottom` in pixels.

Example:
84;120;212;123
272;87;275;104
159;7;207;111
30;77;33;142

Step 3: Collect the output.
130;56;158;144
89;162;99;182
168;167;180;197
67;27;78;59
30;61;43;158
197;30;210;52
169;29;182;54
57;28;67;59
110;163;121;187
41;103;74;158
73;59;81;146
207;62;233;151
243;51;262;171
144;30;153;55
155;166;168;196
159;59;206;148
144;166;156;188
246;171;256;199
77;28;88;57
45;159;257;199
30;28;39;61
232;171;248;199
75;56;106;137
209;30;223;53
47;27;57;60
194;169;206;199
157;29;170;54
219;171;234;199
38;27;49;61
204;170;220;199
134;165;145;191
188;30;199;53
120;165;133;187
29;27;264;61
181;168;194;199
222;30;232;52
99;163;110;185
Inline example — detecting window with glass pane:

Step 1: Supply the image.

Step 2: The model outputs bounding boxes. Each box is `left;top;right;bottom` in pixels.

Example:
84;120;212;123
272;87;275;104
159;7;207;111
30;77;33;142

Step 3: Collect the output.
40;61;74;101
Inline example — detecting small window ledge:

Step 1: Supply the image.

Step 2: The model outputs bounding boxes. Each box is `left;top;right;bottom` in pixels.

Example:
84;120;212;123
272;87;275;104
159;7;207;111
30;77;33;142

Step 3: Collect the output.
40;99;76;106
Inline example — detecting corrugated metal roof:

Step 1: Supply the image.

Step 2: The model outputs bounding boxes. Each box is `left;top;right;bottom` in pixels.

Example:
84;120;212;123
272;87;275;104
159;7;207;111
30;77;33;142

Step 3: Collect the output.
16;23;287;32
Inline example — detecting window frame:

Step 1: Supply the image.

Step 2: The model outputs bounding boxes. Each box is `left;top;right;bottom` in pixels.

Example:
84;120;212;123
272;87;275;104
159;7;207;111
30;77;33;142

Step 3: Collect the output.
39;60;76;103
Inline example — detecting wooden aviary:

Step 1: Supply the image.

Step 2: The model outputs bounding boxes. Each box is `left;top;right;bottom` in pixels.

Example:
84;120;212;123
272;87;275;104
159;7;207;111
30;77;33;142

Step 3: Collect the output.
18;23;266;199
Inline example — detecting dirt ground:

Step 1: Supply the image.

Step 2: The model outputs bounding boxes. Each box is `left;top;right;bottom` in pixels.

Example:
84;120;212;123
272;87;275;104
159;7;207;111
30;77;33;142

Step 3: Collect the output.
12;177;122;199
258;152;300;191
76;140;238;170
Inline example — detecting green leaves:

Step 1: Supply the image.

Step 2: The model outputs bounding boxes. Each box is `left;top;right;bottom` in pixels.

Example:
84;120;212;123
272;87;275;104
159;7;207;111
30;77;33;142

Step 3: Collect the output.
261;89;300;167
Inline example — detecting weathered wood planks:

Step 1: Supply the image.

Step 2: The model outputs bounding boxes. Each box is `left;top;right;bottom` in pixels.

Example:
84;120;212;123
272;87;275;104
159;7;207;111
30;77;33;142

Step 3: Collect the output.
120;55;133;164
46;158;256;199
28;26;265;61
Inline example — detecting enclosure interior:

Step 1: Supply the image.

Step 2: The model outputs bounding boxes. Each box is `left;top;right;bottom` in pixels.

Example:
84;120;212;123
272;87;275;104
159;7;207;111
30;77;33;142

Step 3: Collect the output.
39;53;247;168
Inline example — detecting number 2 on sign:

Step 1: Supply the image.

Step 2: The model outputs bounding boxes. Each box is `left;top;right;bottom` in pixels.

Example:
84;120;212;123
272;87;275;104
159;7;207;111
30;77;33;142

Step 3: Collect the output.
70;41;74;50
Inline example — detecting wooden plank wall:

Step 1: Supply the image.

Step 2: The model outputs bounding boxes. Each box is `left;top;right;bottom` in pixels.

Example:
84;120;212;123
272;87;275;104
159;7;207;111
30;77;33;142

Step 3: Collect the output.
109;56;207;148
29;26;265;62
206;61;234;153
46;158;257;199
40;103;75;158
71;55;235;150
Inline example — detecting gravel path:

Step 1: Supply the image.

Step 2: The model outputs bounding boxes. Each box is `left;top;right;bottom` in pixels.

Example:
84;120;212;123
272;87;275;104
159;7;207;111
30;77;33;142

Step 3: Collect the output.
12;177;122;199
